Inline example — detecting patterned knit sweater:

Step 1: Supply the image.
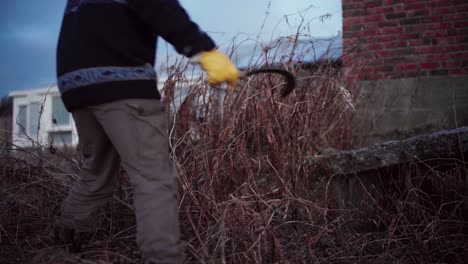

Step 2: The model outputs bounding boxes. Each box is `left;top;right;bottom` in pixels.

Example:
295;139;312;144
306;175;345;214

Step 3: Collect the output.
57;0;215;111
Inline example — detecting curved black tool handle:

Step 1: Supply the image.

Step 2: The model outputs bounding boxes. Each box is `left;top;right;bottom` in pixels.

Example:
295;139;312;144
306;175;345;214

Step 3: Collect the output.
243;68;296;98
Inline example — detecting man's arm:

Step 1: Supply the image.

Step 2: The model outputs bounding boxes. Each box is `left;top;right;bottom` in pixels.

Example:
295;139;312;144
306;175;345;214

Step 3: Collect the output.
129;0;216;57
129;0;239;89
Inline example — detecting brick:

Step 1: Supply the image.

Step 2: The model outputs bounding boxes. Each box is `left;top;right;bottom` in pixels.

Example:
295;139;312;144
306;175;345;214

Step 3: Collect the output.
444;45;467;52
430;23;442;30
394;3;406;12
401;33;420;40
442;12;468;22
447;37;457;44
420;62;440;69
426;16;443;23
429;0;454;8
365;22;379;30
365;0;383;8
438;0;454;6
429;69;449;76
366;29;380;35
458;28;468;35
458;5;468;12
367;43;385;50
396;48;416;56
442;60;461;68
364;14;384;22
342;0;468;80
343;38;356;46
386;13;406;19
400;17;422;25
377;35;397;42
397;63;418;71
447;29;457;36
379;21;399;27
450;52;468;59
380;27;403;34
428;53;450;60
432;7;452;15
422;30;446;38
409;39;424;46
440;22;454;29
342;3;355;10
344;9;368;17
385;41;407;49
374;6;394;13
354;2;365;8
384;57;405;65
418;46;444;53
454;20;468;28
378;50;395;57
344;32;359;38
454;13;468;20
407;9;430;17
381;65;395;72
405;71;427;78
422;17;433;24
358;66;379;74
450;69;468;75
384;0;398;4
349;24;364;32
344;17;364;24
404;24;428;33
423;38;438;45
404;2;426;10
459;36;468;43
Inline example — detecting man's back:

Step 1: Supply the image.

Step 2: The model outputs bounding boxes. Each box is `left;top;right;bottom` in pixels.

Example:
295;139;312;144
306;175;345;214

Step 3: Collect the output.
56;0;215;112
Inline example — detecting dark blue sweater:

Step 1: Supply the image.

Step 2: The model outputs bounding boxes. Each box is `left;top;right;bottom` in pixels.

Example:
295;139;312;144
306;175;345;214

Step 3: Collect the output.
57;0;215;111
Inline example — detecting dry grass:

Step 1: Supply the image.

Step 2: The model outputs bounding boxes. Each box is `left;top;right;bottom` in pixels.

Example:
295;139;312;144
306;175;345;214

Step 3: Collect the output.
1;30;467;263
1;59;466;263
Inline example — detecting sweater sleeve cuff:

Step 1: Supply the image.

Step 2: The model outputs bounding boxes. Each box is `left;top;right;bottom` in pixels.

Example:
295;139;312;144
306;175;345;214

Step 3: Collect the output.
178;31;216;57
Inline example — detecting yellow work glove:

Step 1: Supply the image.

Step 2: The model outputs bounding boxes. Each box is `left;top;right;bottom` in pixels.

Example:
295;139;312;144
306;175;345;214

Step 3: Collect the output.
191;50;240;91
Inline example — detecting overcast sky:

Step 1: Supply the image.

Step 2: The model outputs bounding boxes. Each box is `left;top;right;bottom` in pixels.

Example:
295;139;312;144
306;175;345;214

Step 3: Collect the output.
0;0;342;95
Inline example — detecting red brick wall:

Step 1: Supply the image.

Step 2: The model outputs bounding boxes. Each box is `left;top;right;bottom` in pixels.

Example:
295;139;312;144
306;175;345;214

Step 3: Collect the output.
343;0;468;80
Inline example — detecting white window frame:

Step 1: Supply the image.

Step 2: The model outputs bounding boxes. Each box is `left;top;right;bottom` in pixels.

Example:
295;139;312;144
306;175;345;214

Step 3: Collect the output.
45;94;75;147
9;86;79;149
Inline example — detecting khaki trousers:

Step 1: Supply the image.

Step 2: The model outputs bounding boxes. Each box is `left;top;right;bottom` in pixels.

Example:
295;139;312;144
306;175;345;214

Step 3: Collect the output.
58;99;184;264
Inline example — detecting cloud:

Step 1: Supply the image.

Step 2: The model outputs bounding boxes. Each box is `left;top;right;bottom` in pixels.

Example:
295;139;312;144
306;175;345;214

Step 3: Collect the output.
0;1;65;94
181;0;342;42
0;0;342;96
6;25;57;47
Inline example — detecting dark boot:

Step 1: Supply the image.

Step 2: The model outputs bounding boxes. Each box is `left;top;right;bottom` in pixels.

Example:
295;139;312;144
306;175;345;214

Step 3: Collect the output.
53;224;82;253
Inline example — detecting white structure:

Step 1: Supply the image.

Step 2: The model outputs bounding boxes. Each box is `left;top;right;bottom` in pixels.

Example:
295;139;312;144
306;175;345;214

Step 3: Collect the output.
9;85;78;148
8;77;213;149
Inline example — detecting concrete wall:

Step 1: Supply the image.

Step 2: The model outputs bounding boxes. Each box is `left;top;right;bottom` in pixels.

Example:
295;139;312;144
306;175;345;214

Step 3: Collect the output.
353;75;468;146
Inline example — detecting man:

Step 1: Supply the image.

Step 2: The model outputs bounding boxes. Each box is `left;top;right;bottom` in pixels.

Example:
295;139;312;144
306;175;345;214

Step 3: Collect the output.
54;0;239;263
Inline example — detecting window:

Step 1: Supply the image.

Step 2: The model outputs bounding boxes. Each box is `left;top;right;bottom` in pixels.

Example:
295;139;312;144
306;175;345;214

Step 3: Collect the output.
17;105;27;136
28;102;40;137
52;96;70;126
48;131;73;146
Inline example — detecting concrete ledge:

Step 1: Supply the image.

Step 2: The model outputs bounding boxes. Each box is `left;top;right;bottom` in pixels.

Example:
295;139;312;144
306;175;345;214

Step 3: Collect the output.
310;126;468;175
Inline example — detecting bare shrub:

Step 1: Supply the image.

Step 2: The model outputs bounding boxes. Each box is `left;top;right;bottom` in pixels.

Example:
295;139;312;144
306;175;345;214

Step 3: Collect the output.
1;22;465;264
0;96;13;154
